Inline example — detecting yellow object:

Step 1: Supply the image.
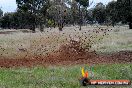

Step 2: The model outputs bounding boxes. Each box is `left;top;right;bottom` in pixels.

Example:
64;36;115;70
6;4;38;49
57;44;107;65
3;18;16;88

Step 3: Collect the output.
81;67;85;77
81;67;89;78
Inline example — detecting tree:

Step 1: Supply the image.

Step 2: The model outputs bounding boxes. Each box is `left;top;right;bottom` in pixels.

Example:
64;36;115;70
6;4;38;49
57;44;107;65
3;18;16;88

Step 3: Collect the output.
16;0;50;32
37;0;50;32
0;11;38;29
47;0;68;31
0;12;20;29
0;8;3;28
106;1;119;27
116;0;132;29
0;13;12;29
0;8;3;17
75;0;89;30
15;10;36;29
75;0;89;7
92;2;106;24
86;9;94;24
71;0;79;25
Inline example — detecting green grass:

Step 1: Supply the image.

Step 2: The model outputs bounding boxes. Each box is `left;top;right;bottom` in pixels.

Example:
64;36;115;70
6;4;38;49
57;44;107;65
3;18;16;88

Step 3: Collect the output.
0;64;131;88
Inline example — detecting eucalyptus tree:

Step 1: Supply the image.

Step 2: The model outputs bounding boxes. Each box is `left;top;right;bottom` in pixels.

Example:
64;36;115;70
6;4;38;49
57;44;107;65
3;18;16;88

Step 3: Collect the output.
16;0;50;32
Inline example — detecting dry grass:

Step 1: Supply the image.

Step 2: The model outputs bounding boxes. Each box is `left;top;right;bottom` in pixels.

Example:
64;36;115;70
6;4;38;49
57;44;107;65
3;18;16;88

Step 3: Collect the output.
0;25;131;59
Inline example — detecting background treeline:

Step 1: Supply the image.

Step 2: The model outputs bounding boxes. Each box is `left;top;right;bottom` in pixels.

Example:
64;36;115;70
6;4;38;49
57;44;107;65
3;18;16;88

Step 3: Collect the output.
0;0;132;32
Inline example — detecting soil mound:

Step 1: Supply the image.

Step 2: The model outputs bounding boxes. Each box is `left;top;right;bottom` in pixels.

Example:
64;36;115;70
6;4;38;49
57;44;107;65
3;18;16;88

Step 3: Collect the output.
0;39;131;68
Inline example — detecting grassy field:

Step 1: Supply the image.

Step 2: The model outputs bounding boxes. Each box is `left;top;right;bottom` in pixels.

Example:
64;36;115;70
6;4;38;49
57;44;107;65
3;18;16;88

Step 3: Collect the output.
0;25;132;88
0;64;131;88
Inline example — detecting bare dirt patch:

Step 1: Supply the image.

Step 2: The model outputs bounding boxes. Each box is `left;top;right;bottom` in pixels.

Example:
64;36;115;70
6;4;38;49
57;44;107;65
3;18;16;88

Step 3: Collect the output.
0;27;131;68
0;39;131;68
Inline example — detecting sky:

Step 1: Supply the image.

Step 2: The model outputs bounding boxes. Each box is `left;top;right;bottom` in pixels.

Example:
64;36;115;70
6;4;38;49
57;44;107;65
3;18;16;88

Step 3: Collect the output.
0;0;114;13
0;0;17;13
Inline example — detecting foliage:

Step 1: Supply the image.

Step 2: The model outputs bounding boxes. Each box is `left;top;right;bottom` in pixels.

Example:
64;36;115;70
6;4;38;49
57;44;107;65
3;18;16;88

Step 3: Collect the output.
0;0;132;30
0;8;3;17
70;0;80;25
16;0;50;32
75;0;89;7
92;2;106;24
46;0;69;30
116;0;132;29
47;19;55;27
105;1;119;26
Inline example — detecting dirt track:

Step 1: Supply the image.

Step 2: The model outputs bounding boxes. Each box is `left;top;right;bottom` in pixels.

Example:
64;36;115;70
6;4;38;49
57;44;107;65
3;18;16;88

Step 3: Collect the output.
0;50;131;68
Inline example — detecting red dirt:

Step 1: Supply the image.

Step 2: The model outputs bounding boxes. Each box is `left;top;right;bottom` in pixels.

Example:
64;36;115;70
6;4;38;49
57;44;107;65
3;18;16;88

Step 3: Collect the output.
0;50;132;68
0;46;131;68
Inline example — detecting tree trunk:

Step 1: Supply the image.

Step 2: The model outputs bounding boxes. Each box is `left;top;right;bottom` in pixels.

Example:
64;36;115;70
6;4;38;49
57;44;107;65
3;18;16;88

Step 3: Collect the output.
40;23;44;32
112;22;115;27
79;4;81;31
30;24;35;33
58;23;63;31
129;22;132;29
58;18;63;31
